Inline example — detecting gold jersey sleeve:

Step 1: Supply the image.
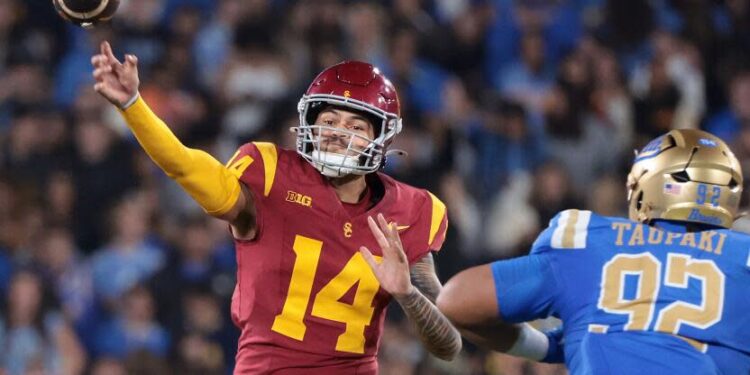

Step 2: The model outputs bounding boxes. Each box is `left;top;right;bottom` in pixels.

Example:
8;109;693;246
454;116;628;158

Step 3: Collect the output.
119;96;241;215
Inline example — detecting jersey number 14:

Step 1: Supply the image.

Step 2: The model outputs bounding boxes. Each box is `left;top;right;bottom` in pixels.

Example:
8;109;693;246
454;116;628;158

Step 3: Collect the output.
271;235;382;354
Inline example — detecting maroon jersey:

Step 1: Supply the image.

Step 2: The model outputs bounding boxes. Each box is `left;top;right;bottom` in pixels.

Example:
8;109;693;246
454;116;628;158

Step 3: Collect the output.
226;142;448;374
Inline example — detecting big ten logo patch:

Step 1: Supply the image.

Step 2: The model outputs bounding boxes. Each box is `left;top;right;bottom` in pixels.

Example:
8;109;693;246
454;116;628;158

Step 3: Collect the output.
286;191;312;207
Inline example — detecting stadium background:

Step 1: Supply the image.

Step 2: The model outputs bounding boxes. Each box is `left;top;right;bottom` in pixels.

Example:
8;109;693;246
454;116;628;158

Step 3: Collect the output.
1;0;749;374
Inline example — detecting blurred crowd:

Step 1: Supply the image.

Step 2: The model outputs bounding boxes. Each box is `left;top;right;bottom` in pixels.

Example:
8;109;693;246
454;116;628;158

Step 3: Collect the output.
1;0;750;374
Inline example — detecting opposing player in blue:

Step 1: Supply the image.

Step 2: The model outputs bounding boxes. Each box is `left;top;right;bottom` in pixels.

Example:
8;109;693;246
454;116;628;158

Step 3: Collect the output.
437;129;750;374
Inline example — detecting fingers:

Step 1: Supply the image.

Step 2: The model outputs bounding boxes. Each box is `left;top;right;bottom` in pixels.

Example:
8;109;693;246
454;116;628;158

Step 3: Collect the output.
124;54;138;68
91;55;113;71
102;41;116;62
359;246;380;271
121;54;138;77
377;213;404;247
368;214;409;263
92;43;139;87
92;66;112;80
376;213;397;241
100;41;123;68
367;216;390;252
93;82;111;97
91;50;120;72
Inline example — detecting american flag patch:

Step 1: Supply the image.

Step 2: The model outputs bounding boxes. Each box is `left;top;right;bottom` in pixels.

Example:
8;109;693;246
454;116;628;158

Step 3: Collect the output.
664;183;682;195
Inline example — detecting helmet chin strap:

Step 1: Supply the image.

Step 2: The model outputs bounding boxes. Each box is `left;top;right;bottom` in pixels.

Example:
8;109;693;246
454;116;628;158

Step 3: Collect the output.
311;150;366;178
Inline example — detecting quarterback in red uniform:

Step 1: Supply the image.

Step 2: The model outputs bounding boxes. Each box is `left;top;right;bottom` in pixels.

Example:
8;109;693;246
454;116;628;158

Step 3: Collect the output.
91;41;461;374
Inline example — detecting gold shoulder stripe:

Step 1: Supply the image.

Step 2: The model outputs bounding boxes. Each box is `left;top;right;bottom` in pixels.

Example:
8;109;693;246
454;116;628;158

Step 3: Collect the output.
428;192;446;246
253;142;278;197
562;210;580;248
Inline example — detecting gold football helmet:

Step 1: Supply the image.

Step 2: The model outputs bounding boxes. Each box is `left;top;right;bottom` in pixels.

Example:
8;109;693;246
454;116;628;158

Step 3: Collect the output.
627;129;743;228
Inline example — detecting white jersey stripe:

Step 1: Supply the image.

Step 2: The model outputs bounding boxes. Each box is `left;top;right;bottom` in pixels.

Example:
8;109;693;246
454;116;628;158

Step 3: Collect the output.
573;210;592;248
551;210;570;249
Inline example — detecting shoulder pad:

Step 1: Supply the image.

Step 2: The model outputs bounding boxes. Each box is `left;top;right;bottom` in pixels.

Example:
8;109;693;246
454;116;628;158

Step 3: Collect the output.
532;209;593;254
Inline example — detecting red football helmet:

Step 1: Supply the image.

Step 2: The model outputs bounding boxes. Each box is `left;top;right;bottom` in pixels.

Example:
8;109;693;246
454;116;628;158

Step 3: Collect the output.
295;61;402;177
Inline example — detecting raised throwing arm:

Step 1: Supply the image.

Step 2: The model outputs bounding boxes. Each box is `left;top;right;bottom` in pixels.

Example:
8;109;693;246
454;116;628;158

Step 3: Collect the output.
91;41;256;237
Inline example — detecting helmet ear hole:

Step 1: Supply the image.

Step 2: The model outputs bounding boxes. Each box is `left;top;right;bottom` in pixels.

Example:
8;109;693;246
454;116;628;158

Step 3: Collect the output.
635;191;644;211
729;178;740;189
670;171;690;183
665;134;677;148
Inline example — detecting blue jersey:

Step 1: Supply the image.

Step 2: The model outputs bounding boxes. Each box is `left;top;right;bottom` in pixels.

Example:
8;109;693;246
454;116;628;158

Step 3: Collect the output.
491;210;750;375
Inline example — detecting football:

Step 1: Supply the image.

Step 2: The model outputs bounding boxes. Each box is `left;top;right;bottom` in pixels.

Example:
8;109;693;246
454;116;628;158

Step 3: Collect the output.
52;0;120;28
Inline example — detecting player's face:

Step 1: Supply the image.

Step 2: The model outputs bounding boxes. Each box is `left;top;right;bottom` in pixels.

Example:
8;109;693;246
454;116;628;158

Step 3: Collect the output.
314;107;375;156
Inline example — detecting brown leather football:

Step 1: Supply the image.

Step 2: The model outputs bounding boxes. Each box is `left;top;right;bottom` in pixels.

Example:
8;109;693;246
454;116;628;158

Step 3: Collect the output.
52;0;120;28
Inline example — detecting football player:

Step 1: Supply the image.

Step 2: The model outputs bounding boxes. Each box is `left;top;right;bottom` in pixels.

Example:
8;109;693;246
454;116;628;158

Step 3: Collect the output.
437;129;750;374
91;41;461;374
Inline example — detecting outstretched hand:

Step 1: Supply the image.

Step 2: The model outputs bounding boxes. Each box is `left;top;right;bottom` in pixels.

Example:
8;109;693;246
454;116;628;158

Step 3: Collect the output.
360;213;414;299
91;41;139;108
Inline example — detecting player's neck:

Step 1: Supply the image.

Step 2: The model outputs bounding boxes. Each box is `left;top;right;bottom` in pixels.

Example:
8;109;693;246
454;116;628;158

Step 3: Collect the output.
330;174;368;204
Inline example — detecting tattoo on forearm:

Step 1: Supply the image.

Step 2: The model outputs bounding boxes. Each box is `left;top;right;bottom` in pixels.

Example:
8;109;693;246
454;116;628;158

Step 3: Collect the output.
398;288;462;360
398;253;461;360
410;256;441;303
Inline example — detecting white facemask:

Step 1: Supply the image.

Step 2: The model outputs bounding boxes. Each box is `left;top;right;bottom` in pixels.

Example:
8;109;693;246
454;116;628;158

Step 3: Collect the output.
310;150;363;177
